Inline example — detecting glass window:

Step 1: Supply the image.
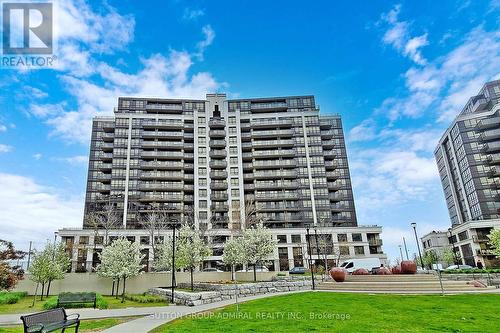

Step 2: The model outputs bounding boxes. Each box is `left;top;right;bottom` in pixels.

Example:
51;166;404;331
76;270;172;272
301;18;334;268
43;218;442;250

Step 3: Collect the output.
352;233;362;242
354;246;365;255
277;235;287;243
337;234;347;242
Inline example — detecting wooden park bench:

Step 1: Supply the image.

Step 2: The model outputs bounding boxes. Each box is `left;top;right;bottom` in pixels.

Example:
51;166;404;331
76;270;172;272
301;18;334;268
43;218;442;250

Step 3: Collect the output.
20;308;80;333
57;292;97;309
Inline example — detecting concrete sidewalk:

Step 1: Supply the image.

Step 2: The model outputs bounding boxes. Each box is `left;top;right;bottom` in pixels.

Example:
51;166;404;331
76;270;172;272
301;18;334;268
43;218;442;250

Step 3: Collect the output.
100;290;307;333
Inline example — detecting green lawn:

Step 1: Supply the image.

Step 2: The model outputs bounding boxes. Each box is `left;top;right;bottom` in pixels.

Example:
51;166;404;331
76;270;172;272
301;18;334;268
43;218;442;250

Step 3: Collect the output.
0;295;168;314
151;292;500;333
0;317;136;333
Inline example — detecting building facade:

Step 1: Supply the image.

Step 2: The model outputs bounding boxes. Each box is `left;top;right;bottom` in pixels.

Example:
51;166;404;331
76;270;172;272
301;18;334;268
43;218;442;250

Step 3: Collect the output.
421;230;453;268
434;80;500;267
60;93;386;272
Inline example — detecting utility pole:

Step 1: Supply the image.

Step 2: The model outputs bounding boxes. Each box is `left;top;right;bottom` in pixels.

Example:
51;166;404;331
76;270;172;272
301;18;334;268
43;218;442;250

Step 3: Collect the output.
402;237;409;260
305;226;315;290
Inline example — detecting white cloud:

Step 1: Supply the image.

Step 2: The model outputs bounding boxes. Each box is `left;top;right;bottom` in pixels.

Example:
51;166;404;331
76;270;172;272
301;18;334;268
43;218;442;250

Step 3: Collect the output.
0;124;6;132
348;119;377;142
33;153;43;160
27;2;221;144
195;25;215;60
183;8;205;20
379;26;500;121
380;4;428;65
61;155;88;165
0;144;13;153
0;173;83;250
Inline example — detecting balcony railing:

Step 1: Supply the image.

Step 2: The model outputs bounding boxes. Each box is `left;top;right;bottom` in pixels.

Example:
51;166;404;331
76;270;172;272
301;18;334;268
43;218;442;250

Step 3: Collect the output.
209;130;226;137
368;239;383;246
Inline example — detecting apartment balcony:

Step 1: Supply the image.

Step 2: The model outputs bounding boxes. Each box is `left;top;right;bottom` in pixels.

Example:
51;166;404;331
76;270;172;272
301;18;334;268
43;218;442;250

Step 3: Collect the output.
326;171;342;180
141;141;184;149
327;182;342;190
209;140;226;148
250;101;287;110
209;149;227;158
323;150;337;159
486;154;500;165
211;203;229;211
183;195;194;202
476;117;500;130
209;118;226;128
330;203;349;212
252;139;295;148
101;143;114;151
139;194;184;202
368;239;383;246
250;119;293;128
140;171;183;180
211;193;228;201
184;153;194;159
325;160;338;169
210;181;228;190
479;128;500;142
138;182;183;191
209;130;226;138
184;174;194;181
252;159;297;169
242;152;253;160
329;193;343;201
490;180;500;189
95;173;111;181
241;132;251;140
210;170;228;179
244;184;255;191
252;149;295;158
251;129;294;138
141;151;184;159
93;184;111;192
140;161;184;170
142;131;184;139
472;235;490;243
209;160;227;169
184;184;194;191
321;130;339;139
322;140;335;149
255;192;298;201
255;181;298;190
487;166;500;178
98;153;113;160
143;120;183;129
243;162;253;170
102;122;115;131
101;133;114;141
243;173;254;180
254;170;297;179
99;163;112;170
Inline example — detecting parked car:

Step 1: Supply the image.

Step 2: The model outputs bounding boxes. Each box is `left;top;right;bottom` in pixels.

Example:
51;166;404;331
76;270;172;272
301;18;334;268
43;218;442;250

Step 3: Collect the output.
289;267;307;275
339;258;382;273
202;268;223;272
444;264;473;271
237;266;269;272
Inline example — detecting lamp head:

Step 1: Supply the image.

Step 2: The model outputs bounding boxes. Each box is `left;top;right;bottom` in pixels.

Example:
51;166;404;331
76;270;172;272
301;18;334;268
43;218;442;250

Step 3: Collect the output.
410;222;417;228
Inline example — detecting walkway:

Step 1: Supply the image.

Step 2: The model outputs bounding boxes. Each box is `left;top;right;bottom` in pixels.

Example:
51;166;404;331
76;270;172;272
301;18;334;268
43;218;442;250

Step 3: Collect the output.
0;290;307;331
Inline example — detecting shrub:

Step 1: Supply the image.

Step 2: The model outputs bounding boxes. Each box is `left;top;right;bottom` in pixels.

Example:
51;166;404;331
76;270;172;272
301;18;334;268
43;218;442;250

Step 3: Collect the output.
0;291;27;304
442;268;500;274
43;292;108;310
124;293;165;303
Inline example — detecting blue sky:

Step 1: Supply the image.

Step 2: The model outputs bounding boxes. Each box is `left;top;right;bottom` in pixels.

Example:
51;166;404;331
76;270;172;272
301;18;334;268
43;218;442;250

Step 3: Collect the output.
0;0;499;261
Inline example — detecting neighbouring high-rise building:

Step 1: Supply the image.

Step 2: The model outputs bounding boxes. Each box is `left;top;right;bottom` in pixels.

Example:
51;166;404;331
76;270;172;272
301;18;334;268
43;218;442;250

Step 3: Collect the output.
59;93;386;272
433;80;500;267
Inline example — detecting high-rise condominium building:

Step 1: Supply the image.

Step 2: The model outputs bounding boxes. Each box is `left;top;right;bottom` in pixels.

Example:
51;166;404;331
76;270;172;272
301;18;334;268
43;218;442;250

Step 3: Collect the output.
433;80;500;267
59;93;386;272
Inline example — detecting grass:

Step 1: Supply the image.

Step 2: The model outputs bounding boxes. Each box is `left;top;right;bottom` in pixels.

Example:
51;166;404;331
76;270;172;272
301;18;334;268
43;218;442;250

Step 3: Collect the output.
0;294;168;314
150;292;500;333
0;292;27;305
0;317;136;333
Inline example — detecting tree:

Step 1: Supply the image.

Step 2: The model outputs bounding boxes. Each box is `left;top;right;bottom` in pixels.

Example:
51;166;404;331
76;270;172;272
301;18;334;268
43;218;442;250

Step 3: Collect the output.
139;210;169;265
176;225;211;291
223;237;245;281
44;243;71;297
422;250;439;270
0;240;25;291
240;223;277;281
96;237;144;303
86;203;121;246
28;249;52;304
154;237;176;272
442;247;456;267
488;229;500;258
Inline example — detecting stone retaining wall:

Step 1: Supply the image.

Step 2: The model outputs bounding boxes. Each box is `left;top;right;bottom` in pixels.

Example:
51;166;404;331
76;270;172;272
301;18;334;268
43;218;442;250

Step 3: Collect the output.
149;278;312;306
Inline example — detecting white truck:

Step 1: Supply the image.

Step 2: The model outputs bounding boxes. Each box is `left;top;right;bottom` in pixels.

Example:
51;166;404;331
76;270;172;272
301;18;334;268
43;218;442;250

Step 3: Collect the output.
339;258;382;273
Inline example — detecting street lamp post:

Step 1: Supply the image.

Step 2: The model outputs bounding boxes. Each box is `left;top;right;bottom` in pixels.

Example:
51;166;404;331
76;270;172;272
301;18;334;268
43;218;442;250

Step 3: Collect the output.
411;222;424;269
313;226;322;278
398;245;404;261
171;219;178;303
448;228;459;265
305;225;315;290
402;237;409;260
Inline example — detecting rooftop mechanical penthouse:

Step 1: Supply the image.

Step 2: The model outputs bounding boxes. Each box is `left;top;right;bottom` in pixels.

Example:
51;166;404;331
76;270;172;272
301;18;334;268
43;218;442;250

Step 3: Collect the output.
59;93;386;272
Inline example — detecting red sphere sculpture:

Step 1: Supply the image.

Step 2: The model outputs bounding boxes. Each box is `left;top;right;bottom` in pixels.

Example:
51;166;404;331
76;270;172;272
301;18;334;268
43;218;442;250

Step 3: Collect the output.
329;267;347;282
376;267;392;275
400;260;417;274
352;268;370;275
391;266;402;274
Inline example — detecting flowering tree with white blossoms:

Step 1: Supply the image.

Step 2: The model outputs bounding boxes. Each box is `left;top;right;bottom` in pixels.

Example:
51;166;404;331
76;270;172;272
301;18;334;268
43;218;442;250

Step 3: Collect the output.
488;229;500;258
177;225;211;291
241;223;277;282
222;237;246;281
97;237;144;303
